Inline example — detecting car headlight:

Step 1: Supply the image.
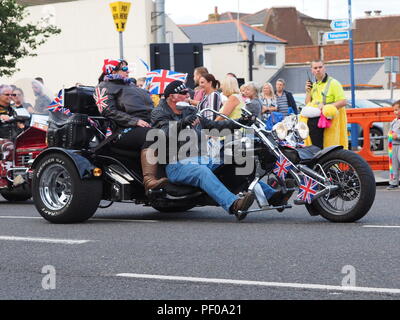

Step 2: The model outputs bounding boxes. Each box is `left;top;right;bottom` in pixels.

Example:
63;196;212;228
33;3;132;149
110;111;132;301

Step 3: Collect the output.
296;122;309;140
273;122;288;140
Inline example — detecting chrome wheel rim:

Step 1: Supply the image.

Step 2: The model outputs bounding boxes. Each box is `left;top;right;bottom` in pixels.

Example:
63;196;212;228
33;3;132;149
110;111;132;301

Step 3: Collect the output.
39;164;72;211
316;160;361;215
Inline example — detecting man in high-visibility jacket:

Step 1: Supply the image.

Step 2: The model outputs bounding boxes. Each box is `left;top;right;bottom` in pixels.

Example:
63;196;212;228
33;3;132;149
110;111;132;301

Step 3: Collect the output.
301;60;348;149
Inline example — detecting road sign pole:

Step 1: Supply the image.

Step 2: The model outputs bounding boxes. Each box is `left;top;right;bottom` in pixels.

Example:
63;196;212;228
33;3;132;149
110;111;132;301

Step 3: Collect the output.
348;0;358;150
390;57;395;100
110;2;131;59
119;31;124;59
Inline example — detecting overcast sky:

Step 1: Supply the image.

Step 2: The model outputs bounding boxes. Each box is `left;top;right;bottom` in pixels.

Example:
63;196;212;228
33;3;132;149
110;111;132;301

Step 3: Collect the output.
165;0;400;24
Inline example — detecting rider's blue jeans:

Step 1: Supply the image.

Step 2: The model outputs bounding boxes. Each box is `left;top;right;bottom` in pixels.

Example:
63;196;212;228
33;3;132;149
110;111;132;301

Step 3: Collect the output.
165;156;276;212
166;156;238;212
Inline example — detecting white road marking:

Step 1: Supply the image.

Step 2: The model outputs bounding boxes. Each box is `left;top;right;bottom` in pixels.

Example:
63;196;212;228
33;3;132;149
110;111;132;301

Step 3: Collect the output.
362;225;400;229
116;273;400;295
0;236;92;245
0;216;158;223
0;216;41;219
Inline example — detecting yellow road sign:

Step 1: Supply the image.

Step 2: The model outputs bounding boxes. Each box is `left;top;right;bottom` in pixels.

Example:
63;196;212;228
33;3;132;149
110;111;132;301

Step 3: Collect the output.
109;1;131;32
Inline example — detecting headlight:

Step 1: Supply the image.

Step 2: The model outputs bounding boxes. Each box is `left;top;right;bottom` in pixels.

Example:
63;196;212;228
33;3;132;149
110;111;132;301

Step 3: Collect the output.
273;122;288;140
296;122;309;140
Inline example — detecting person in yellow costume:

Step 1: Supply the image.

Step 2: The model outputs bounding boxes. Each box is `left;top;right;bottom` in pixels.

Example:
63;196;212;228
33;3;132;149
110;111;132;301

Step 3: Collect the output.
299;60;348;149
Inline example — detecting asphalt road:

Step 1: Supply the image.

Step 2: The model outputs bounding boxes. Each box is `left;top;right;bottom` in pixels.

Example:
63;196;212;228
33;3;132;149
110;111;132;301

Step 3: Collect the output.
0;185;399;301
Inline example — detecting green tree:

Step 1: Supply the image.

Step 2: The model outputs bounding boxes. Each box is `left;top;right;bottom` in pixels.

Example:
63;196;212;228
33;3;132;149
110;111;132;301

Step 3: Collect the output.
0;0;61;76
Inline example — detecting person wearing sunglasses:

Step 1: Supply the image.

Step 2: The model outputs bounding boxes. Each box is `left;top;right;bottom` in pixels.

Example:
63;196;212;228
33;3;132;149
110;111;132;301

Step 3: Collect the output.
151;80;256;220
95;58;167;193
0;84;25;138
12;88;34;114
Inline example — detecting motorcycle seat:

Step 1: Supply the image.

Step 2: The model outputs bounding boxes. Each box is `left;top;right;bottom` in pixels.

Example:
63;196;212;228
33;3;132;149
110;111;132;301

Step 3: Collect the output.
163;182;203;197
298;145;321;163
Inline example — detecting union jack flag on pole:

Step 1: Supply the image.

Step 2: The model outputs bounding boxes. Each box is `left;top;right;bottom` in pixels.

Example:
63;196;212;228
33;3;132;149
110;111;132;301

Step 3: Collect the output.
145;69;188;95
297;175;319;204
273;154;293;180
47;90;64;112
47;89;72;115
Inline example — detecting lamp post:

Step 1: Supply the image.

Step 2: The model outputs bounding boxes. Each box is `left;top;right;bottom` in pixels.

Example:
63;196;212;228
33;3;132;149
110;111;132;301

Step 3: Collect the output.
166;31;175;71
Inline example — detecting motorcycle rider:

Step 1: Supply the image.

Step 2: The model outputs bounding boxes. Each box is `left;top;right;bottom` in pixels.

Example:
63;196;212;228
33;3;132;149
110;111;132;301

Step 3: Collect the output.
151;80;255;220
95;58;167;194
0;84;24;139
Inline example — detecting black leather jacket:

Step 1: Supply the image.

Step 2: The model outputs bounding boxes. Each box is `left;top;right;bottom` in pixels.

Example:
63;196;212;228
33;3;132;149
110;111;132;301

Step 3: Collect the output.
151;99;241;162
0;105;21;139
95;79;154;128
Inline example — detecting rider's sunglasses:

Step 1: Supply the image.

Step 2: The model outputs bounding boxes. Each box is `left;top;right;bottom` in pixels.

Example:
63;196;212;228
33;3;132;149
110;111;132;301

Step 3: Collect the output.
117;66;129;72
177;90;189;95
2;94;16;97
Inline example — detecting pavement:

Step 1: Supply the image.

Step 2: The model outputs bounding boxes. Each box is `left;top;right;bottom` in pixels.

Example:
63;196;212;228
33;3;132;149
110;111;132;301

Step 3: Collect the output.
0;185;399;301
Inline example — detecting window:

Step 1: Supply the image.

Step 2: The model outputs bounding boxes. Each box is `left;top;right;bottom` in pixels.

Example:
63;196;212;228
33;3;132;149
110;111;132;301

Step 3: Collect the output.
264;45;277;67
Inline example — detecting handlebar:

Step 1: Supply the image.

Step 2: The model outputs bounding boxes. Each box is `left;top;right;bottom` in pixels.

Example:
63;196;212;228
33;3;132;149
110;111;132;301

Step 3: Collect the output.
197;107;253;130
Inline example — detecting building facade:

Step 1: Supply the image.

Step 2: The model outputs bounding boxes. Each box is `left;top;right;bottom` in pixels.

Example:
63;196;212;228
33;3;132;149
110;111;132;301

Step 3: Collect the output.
3;0;189;93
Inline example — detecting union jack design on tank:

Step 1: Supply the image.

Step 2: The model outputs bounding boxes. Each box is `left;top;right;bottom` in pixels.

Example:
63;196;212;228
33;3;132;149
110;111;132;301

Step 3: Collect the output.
273;155;293;180
297;175;319;204
93;87;108;113
145;69;187;95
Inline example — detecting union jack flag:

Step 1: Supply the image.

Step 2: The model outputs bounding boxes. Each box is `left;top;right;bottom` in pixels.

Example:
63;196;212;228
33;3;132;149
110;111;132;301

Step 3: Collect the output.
47;90;63;112
297;175;319;204
93;87;108;113
105;127;112;137
145;69;188;95
47;90;72;115
273;155;293;180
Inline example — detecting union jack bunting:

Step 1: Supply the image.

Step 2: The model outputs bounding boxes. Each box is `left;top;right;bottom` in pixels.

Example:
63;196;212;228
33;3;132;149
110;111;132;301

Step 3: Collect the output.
297;175;319;204
145;69;188;95
273;154;293;180
93;87;108;113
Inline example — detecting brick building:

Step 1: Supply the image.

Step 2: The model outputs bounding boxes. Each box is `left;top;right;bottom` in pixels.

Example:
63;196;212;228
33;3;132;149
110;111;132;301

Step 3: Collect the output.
285;12;400;88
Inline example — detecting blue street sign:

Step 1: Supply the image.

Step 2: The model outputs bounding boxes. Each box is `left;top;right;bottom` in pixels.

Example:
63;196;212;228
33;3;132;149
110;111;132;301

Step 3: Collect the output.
330;19;350;30
326;30;350;41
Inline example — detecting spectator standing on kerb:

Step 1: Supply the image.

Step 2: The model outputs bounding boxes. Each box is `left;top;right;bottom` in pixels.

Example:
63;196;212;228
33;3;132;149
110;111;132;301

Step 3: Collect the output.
242;82;262;118
302;59;348;149
388;100;400;190
275;79;298;116
195;74;222;120
260;82;277;115
190;67;209;107
32;79;51;114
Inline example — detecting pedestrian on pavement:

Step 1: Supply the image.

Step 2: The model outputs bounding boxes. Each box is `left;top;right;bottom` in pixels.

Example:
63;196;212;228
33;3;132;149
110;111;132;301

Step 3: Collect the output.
189;66;209;107
196;73;222;120
31;79;51;115
275;78;298;116
300;60;348;149
215;75;244;121
260;82;277;115
242;82;262;118
388;100;400;190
